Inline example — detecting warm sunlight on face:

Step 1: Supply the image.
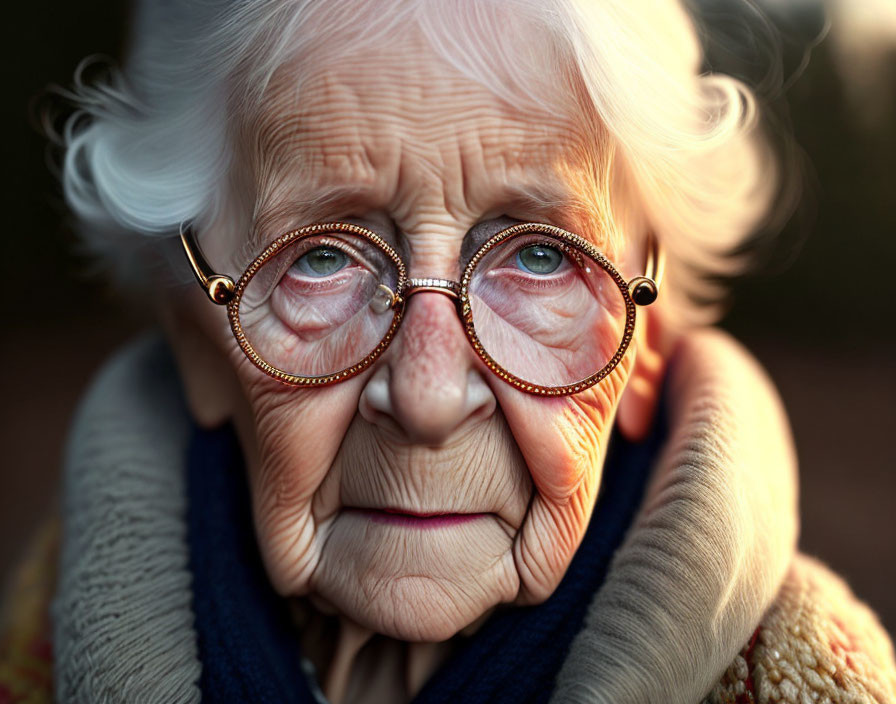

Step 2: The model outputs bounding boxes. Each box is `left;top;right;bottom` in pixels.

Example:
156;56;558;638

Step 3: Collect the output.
194;28;639;642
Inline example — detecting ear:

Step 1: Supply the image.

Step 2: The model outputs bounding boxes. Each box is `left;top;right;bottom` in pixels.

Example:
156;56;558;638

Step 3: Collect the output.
157;296;236;428
616;306;667;443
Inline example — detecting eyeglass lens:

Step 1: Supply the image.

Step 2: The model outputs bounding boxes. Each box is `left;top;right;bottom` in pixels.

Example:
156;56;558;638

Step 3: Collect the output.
468;232;627;387
237;232;401;378
236;228;627;388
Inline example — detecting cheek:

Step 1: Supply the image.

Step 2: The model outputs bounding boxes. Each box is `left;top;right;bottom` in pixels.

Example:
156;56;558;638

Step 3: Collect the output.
496;355;631;497
492;351;634;602
229;368;366;595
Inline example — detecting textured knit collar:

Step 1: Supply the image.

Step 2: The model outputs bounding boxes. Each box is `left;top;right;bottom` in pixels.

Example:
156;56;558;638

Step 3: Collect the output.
53;333;797;704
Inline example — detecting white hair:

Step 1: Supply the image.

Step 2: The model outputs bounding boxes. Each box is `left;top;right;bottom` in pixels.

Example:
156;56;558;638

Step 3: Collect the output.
60;0;780;324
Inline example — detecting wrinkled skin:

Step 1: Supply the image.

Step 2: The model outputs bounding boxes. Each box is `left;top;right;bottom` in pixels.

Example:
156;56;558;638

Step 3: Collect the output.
167;31;660;657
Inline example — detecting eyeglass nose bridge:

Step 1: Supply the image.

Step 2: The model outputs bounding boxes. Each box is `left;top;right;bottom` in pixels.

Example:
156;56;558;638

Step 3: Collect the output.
369;277;462;316
401;278;463;314
404;278;461;300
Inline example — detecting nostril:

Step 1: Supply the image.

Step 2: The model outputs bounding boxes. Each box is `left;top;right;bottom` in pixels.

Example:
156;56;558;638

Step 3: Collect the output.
464;369;497;421
358;366;392;423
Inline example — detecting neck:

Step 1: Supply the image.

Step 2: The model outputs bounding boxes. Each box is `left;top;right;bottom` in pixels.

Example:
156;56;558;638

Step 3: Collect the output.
296;601;461;704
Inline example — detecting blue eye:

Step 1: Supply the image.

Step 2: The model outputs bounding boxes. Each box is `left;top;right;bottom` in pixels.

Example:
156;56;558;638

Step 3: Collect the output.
516;245;563;274
293;246;350;277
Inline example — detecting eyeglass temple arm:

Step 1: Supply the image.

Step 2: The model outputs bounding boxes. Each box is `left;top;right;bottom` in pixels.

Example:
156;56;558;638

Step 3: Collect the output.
627;231;664;306
180;225;235;304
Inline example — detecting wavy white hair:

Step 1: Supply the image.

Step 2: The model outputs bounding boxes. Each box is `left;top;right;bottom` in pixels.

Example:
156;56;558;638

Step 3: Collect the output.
60;0;779;324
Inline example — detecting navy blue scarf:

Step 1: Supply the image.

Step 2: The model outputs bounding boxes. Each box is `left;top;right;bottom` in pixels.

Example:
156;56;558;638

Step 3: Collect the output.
187;410;665;704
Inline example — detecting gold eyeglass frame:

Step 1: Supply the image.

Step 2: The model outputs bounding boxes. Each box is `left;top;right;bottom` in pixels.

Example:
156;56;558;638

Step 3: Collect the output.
180;221;664;396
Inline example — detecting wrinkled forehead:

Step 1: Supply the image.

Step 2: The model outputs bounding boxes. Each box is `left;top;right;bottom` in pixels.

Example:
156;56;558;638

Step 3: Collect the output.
233;0;593;142
227;10;614;246
256;51;587;185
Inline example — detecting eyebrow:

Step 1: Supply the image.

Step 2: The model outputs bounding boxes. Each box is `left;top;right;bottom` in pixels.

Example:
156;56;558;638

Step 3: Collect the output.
495;181;613;247
500;182;597;222
239;175;610;267
251;185;379;241
237;184;383;263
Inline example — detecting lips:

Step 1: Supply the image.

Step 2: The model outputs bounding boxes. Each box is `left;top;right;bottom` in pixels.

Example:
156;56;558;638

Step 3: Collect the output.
346;507;490;527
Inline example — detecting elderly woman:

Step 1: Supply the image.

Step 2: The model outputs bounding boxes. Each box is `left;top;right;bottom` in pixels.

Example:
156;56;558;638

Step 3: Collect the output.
2;0;895;702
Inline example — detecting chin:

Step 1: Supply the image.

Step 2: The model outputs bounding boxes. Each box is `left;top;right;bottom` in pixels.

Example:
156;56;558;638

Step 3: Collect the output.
353;575;497;642
308;510;521;641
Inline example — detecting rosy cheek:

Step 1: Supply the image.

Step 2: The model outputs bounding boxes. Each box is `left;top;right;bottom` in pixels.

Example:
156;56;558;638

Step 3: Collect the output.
491;355;633;602
228;373;369;594
492;374;622;500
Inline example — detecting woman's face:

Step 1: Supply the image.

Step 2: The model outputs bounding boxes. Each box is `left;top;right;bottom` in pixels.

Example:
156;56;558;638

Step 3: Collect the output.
177;32;642;642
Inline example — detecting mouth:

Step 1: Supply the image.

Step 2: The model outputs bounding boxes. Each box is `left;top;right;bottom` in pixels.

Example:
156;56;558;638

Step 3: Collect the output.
346;507;491;528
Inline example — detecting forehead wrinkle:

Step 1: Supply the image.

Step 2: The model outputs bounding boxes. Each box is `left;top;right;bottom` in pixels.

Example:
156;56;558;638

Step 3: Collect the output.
236;43;615;262
248;40;589;161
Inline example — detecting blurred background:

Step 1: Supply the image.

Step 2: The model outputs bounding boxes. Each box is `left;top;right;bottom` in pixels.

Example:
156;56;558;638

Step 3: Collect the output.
2;0;894;636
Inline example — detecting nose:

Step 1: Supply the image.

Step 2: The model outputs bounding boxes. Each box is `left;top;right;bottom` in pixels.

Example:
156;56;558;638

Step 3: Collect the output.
359;292;496;445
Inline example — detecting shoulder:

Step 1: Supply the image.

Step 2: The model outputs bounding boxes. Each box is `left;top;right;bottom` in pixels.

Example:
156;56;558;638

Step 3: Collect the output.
0;518;58;704
705;553;896;703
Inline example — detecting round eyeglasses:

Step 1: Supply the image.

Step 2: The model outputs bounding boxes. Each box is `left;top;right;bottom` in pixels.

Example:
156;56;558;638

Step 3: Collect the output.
180;222;663;396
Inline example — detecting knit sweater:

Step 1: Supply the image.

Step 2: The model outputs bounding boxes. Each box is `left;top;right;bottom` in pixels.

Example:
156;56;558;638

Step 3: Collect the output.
2;332;894;703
